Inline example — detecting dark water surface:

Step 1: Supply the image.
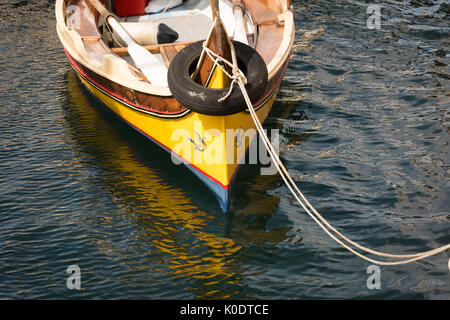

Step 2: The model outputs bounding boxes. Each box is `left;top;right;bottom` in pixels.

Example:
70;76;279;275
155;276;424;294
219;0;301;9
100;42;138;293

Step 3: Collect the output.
0;0;449;299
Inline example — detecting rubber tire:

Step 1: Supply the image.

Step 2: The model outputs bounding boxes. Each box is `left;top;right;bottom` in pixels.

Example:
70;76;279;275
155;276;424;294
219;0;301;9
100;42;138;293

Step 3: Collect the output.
168;40;268;116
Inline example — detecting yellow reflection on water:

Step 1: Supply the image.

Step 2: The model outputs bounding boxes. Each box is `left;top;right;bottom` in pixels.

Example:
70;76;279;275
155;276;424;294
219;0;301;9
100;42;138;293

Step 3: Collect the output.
62;70;245;298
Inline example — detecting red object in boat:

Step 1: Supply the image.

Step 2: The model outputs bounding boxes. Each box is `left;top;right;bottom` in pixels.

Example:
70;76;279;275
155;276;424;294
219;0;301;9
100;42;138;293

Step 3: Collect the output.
115;0;149;17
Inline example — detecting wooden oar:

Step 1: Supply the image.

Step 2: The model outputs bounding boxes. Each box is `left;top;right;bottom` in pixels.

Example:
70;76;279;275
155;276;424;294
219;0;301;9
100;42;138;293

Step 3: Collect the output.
232;0;248;45
87;0;168;86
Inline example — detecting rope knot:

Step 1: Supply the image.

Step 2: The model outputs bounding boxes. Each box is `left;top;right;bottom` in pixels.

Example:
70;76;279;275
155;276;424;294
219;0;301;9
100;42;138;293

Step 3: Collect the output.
199;42;247;103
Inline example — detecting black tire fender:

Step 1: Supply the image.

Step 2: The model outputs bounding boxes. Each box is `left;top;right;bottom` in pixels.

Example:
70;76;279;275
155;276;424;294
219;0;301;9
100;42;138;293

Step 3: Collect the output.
167;40;268;116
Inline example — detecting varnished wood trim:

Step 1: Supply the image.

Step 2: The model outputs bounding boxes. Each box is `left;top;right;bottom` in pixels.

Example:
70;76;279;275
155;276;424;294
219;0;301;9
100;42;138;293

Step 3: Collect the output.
111;40;196;56
81;35;102;41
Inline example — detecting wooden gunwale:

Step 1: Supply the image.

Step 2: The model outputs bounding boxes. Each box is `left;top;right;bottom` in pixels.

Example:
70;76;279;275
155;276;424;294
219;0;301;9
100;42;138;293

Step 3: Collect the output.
65;46;289;117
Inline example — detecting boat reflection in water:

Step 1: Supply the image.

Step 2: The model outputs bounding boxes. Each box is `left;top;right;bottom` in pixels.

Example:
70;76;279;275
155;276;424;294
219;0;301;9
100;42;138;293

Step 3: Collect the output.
61;70;291;298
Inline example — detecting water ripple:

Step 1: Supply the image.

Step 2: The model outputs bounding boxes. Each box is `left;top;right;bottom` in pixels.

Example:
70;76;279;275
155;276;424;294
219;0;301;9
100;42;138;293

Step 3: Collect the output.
0;0;448;299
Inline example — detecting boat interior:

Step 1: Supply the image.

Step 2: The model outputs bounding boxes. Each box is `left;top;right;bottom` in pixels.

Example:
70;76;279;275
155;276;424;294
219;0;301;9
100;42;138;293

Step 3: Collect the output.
59;0;293;96
102;0;257;68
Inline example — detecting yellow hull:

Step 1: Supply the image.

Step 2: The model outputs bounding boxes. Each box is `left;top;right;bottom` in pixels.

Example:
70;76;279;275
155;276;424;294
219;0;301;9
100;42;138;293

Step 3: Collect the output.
76;72;279;210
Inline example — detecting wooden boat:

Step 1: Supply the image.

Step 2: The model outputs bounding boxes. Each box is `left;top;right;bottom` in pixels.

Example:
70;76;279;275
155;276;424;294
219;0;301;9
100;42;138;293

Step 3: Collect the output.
55;0;294;211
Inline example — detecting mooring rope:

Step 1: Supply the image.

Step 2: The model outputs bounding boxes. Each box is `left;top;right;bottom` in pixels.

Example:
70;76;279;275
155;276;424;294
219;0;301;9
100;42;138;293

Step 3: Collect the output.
201;41;450;266
201;42;246;103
